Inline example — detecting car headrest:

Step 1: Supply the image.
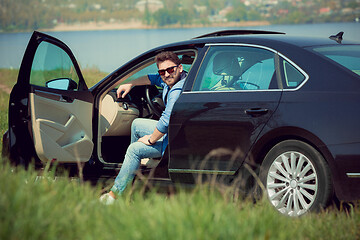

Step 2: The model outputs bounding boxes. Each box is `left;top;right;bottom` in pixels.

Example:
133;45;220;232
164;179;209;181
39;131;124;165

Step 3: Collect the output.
181;55;195;65
213;52;241;76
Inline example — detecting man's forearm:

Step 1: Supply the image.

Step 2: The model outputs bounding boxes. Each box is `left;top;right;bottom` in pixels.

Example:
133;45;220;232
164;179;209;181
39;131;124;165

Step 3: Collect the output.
149;128;165;144
117;75;151;98
137;127;165;146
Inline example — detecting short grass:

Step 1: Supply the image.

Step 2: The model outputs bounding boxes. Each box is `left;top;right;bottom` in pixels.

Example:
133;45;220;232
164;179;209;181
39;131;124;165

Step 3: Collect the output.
0;68;19;89
0;69;359;240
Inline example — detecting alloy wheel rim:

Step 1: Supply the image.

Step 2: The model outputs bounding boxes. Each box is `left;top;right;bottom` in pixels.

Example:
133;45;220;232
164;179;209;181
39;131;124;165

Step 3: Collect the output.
266;151;318;217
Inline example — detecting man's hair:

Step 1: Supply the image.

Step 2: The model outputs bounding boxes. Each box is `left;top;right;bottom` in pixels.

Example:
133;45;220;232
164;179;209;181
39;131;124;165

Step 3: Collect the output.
155;51;181;66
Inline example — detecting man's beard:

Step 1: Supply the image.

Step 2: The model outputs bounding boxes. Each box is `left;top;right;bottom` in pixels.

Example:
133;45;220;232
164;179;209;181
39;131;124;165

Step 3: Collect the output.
164;72;180;87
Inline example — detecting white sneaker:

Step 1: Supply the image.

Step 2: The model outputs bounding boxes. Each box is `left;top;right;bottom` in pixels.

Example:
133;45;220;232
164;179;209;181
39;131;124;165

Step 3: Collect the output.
99;193;115;205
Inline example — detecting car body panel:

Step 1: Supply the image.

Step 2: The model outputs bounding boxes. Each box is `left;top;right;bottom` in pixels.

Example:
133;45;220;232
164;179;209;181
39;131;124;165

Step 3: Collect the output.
168;90;282;183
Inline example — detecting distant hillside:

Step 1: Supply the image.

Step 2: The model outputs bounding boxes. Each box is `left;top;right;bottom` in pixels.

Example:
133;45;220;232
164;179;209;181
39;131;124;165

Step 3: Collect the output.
0;0;358;32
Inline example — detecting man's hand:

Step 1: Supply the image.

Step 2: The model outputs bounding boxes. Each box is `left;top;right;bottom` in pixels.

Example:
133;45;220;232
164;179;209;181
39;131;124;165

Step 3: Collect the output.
138;128;165;146
116;76;151;99
117;84;132;99
138;135;152;145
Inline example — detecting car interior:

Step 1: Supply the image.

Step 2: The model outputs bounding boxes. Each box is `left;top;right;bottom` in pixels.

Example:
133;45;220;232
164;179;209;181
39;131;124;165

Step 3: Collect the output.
194;47;277;91
97;50;197;166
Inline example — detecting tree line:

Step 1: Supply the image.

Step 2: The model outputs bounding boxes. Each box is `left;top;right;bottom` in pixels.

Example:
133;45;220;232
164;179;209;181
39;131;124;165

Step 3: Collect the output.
0;0;358;32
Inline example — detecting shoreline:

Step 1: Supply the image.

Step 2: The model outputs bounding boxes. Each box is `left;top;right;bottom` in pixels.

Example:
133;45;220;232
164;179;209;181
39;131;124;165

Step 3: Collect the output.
40;20;271;32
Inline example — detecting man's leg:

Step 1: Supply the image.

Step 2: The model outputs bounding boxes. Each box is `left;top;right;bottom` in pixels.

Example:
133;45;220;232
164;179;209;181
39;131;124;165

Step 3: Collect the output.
130;118;159;143
110;118;163;196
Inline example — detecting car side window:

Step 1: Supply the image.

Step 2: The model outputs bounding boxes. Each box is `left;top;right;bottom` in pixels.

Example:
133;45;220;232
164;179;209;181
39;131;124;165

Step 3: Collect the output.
30;41;80;91
282;59;306;88
193;46;277;91
122;52;195;85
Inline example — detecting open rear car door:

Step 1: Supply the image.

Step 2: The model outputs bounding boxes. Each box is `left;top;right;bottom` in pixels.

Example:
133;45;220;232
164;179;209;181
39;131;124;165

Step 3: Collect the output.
7;31;94;165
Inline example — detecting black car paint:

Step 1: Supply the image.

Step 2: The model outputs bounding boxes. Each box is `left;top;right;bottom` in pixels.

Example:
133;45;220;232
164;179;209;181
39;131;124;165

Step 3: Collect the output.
168;90;282;180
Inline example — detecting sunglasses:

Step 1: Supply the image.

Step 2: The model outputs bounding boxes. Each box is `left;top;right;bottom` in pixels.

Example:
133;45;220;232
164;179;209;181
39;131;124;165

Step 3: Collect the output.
158;65;179;76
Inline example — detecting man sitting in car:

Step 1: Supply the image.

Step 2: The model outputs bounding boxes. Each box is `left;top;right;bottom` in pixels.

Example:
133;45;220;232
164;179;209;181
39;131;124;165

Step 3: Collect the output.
100;51;186;204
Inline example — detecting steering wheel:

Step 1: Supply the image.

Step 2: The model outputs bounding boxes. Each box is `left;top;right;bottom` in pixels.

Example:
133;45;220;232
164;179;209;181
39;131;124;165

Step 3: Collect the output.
236;81;260;90
145;85;164;118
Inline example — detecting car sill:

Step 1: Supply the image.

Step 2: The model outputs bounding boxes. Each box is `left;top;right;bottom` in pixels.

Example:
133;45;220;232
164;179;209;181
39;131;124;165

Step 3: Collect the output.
346;173;360;178
169;169;236;175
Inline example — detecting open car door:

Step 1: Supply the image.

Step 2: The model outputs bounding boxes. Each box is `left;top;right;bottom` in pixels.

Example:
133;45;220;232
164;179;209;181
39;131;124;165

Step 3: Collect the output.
8;31;94;164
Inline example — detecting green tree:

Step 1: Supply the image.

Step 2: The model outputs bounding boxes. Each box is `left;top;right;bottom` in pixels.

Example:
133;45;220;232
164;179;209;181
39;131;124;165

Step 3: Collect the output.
226;4;247;22
247;10;262;21
153;9;178;26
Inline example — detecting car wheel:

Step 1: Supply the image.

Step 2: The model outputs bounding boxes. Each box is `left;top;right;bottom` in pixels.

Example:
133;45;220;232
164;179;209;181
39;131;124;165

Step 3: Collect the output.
259;140;333;217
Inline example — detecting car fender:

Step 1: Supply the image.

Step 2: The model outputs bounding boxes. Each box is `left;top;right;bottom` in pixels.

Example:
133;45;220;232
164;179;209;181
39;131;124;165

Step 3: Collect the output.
246;125;351;200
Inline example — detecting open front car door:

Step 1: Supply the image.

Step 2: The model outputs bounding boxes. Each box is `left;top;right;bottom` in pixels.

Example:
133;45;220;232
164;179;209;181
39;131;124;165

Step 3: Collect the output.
8;31;94;165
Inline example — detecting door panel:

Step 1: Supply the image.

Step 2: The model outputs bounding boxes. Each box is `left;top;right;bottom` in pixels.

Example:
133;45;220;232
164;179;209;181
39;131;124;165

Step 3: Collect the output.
169;91;281;178
30;92;93;162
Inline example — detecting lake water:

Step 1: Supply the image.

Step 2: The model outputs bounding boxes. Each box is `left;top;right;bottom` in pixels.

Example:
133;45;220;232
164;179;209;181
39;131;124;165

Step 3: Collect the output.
0;22;359;73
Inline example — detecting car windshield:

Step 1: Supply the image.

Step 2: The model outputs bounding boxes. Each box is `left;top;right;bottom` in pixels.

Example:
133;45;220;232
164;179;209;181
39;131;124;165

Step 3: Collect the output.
309;45;360;76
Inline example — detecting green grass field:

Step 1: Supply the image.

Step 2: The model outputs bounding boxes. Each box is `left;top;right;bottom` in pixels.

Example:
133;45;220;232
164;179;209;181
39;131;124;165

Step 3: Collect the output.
0;69;359;240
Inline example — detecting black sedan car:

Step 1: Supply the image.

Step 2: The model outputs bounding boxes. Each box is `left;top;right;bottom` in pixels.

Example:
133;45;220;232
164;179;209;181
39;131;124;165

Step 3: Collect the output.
2;30;360;217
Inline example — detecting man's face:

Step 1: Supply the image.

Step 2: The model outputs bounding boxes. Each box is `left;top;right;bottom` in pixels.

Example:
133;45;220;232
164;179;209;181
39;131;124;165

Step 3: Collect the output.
158;60;183;88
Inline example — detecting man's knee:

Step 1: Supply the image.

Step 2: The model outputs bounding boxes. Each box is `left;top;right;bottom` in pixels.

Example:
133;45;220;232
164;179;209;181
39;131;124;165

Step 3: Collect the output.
131;118;149;134
126;142;143;157
131;118;141;129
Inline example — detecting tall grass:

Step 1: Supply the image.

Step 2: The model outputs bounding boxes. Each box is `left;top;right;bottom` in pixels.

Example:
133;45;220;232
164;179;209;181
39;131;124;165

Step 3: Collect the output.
0;84;10;155
0;159;359;240
0;69;359;239
0;90;9;129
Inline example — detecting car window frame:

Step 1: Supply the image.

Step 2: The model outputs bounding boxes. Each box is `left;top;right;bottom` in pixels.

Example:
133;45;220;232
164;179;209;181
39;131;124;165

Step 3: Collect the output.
190;43;310;93
29;40;81;91
191;43;283;92
97;49;199;96
277;54;310;91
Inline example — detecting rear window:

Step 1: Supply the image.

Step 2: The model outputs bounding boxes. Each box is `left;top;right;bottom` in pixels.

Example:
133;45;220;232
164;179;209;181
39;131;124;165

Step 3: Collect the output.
310;45;360;76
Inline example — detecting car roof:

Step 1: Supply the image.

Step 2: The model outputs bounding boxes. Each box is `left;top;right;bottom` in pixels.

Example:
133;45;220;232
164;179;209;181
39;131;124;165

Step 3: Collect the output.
160;30;359;50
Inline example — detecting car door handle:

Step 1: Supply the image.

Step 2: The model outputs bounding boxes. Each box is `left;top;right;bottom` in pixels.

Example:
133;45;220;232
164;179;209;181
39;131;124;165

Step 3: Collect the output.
60;95;74;103
35;90;74;103
245;108;269;117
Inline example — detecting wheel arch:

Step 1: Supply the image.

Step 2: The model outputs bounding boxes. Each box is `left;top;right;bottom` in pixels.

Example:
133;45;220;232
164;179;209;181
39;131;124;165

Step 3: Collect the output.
247;126;340;194
250;127;331;165
249;127;358;202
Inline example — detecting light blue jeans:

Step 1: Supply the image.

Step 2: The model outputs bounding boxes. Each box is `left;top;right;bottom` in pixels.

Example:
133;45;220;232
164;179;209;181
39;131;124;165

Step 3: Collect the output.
110;118;163;195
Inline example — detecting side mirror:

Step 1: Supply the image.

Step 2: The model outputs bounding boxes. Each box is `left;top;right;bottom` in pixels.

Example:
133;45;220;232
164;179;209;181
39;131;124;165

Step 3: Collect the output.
46;78;78;91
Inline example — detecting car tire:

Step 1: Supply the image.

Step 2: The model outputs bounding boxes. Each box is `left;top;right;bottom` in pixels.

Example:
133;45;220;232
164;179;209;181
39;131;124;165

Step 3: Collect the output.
259;140;333;217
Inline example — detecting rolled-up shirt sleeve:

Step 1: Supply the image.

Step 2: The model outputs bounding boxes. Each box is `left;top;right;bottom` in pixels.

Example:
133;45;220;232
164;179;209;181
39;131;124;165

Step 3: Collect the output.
148;74;165;88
